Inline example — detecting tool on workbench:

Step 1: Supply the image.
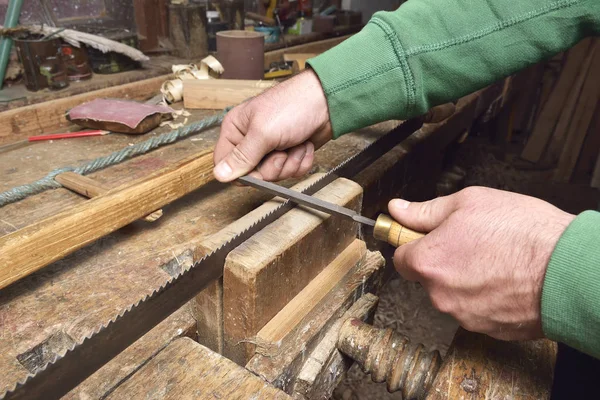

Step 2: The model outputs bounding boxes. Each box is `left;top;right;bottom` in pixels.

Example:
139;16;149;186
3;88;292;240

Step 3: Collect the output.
0;118;423;400
238;175;425;247
28;129;109;142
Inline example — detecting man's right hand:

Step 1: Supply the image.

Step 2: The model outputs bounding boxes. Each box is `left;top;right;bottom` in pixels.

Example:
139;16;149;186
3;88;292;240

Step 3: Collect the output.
213;70;333;182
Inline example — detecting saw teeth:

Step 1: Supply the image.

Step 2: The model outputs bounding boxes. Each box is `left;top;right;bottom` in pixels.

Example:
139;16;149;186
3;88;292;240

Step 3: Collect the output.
1;118;419;400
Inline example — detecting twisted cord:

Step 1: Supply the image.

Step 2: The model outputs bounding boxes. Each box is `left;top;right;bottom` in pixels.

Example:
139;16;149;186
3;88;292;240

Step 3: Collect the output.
0;108;230;208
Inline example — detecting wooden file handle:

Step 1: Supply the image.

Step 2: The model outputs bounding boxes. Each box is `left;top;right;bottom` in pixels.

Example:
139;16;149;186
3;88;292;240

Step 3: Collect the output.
372;214;425;247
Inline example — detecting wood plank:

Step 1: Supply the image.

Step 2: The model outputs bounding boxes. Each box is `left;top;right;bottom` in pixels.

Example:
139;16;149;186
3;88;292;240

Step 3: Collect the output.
554;48;600;182
65;305;196;399
106;337;291;400
246;249;385;393
193;173;326;353
0;74;170;145
256;240;367;348
293;294;378;399
521;38;592;162
425;328;557;400
223;178;364;365
183;79;277;110
0;149;215;289
544;41;597;165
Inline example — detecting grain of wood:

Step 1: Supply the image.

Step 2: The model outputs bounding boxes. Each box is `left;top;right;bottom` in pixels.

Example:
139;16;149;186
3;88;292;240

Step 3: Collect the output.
183;79;277;109
554;47;600;182
257;240;367;347
0;150;215;289
425;328;557;400
193;173;326;354
521;38;592;162
106;337;290;400
0;75;169;144
64;305;196;399
223;178;364;365
246;249;386;393
293;293;378;399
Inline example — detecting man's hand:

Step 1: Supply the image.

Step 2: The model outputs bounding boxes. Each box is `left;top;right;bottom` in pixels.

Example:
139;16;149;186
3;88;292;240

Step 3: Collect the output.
213;70;332;182
389;187;574;341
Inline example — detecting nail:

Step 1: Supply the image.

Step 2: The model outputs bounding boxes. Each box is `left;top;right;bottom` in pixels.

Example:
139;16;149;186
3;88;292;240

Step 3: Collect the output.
390;199;410;210
214;161;233;179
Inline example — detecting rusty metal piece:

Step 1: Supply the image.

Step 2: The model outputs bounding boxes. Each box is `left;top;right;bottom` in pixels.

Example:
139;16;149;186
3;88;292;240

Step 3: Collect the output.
337;318;441;400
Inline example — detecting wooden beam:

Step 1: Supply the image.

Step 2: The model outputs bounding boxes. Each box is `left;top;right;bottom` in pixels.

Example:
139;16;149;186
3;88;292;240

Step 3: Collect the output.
223;178;364;365
0;150;215;289
246;247;385;392
193;173;326;354
544;41;597;165
554;47;600;182
183;79;277;110
106;337;290;399
293;293;379;399
0;75;169;145
425;329;556;400
521;38;593;162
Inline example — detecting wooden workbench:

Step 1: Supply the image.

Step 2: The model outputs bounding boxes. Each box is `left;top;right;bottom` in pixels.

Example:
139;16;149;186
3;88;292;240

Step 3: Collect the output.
0;89;484;397
0;35;554;397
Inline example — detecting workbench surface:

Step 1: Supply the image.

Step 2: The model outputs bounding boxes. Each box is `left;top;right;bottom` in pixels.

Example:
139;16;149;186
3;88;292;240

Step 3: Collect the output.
0;90;487;397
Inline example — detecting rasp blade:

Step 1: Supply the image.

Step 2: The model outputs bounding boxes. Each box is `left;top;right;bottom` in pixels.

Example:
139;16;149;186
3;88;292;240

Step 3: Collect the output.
1;117;422;400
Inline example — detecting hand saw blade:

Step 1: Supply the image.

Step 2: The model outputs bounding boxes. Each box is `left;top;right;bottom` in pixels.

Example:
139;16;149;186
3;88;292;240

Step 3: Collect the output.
1;118;422;400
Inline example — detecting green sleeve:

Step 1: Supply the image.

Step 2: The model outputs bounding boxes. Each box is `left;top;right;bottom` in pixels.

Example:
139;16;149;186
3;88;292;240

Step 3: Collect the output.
542;210;600;359
307;0;600;138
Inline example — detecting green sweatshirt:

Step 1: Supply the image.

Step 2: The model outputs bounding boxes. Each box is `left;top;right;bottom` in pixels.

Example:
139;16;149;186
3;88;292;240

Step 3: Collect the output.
307;0;600;357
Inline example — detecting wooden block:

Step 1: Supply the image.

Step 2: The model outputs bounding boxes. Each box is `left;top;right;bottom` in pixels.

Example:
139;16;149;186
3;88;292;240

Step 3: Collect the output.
283;53;317;70
246;247;386;393
223;178;364;365
193;173;326;354
256;240;367;352
425;329;557;400
521;38;593;162
106;337;291;400
183;79;277;109
554;47;600;182
293;293;379;399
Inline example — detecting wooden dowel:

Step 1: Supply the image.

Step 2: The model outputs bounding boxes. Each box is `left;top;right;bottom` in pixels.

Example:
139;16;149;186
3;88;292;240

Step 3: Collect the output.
0;150;215;290
55;172;163;222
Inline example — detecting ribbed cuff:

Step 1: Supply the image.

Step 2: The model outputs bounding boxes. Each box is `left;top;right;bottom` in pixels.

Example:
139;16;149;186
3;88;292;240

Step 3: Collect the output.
542;210;600;359
306;17;414;138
